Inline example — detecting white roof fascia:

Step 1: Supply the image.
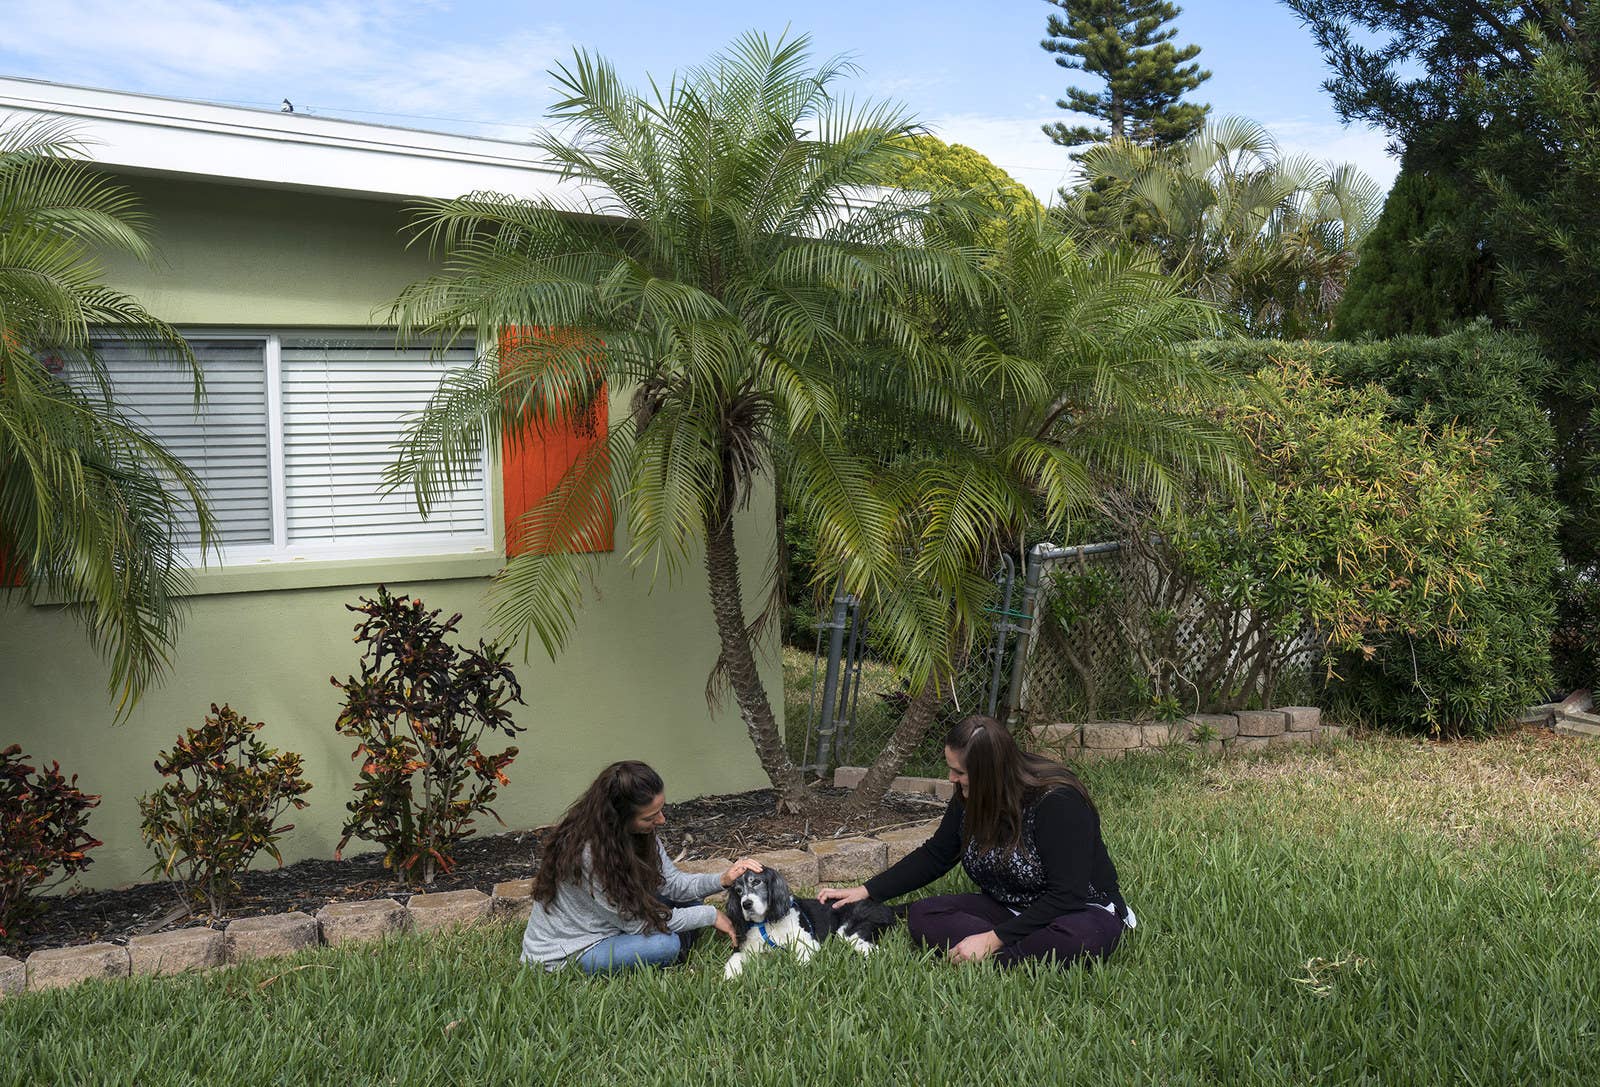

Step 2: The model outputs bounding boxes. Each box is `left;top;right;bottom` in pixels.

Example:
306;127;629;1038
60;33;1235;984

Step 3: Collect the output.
0;75;603;205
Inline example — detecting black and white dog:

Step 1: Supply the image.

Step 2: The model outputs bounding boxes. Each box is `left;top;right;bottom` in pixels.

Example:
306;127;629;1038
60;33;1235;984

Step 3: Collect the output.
722;868;896;979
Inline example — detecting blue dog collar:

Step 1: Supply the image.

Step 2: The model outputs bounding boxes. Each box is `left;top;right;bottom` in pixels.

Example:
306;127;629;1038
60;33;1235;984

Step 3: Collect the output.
755;898;807;948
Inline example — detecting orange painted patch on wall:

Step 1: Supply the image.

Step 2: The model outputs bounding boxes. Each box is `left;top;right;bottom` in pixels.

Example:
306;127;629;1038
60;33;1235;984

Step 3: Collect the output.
498;327;614;556
0;538;25;587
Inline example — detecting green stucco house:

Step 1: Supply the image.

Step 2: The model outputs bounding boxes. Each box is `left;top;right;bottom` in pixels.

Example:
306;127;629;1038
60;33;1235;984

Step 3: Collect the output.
0;76;775;888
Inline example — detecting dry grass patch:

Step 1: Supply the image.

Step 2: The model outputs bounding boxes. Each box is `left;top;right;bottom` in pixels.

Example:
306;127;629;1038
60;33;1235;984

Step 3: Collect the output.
1201;728;1600;864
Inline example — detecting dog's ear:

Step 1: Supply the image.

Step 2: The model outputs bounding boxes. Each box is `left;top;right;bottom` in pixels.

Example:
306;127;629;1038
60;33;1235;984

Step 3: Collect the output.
764;868;792;916
724;881;750;939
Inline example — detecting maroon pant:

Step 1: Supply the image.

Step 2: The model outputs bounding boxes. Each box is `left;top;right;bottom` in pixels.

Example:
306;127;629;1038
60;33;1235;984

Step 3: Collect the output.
907;893;1124;967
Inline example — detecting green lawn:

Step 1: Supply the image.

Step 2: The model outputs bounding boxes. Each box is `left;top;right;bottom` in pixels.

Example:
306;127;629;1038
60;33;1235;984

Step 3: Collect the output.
5;733;1599;1086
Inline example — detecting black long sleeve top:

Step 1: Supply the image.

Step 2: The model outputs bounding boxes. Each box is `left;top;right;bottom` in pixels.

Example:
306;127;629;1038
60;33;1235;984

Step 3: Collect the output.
864;786;1124;945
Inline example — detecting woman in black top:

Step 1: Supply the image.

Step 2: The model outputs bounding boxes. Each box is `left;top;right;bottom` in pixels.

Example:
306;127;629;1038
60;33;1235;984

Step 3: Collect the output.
819;715;1134;966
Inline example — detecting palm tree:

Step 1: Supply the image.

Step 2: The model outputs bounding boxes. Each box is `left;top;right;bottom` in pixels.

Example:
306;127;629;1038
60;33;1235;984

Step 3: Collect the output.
830;213;1251;813
388;34;981;812
0;117;210;715
1066;116;1384;338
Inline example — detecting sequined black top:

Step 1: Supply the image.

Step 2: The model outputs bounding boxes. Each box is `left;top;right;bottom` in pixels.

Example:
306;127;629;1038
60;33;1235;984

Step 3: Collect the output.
864;786;1124;945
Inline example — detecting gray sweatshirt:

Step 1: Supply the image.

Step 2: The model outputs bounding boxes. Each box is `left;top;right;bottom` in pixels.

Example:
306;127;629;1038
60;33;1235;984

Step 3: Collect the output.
520;840;724;969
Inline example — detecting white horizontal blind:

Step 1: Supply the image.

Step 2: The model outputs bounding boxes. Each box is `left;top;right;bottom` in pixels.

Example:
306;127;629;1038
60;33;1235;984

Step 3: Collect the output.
84;339;273;547
279;335;485;547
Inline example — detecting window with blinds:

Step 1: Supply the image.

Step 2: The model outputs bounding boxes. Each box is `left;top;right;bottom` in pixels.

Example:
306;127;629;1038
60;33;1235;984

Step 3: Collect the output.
81;339;273;547
83;332;491;563
280;335;484;547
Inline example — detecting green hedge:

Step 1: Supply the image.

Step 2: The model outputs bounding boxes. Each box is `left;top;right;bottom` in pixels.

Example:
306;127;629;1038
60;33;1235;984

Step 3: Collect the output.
1193;325;1558;734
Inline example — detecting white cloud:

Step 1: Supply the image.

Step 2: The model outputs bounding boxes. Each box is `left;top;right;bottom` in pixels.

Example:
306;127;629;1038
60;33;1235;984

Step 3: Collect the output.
1266;118;1400;192
2;0;568;137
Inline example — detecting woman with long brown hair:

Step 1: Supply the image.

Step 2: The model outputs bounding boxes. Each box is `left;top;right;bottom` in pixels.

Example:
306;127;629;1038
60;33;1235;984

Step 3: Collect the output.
819;716;1134;967
522;760;763;974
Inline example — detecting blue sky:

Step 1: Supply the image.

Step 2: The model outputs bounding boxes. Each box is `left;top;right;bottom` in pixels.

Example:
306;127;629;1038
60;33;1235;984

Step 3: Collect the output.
0;0;1398;198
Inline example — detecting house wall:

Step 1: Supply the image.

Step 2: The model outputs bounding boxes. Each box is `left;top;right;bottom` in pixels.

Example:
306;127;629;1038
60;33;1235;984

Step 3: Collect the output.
0;175;779;889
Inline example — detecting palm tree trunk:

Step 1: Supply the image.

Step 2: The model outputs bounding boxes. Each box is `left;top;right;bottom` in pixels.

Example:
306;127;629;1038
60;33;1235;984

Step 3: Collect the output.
843;677;945;816
702;501;810;813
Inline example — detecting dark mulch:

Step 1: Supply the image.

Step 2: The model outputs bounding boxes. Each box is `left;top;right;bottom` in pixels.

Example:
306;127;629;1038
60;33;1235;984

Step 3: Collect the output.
11;786;945;956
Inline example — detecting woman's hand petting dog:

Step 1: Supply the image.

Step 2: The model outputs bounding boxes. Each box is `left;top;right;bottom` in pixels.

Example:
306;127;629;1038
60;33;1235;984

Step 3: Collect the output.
712;909;738;943
719;857;765;888
947;930;1003;964
816;885;869;908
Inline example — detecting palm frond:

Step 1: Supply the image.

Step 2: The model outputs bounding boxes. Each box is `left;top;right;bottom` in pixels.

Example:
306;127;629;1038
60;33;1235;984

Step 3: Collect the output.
0;118;206;712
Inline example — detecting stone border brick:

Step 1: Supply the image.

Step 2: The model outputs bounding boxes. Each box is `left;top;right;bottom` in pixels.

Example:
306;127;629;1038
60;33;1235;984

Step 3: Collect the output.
808;837;887;883
875;821;940;865
1235;710;1287;737
832;766;867;789
1187;713;1239;740
1030;723;1081;746
1;955;25;997
316;899;408;946
226;912;319;962
1082;721;1142;749
832;767;952;799
749;848;819;889
25;943;129;991
490;879;535;921
406;889;491;933
1228;736;1273;754
1140;722;1193;747
128;927;225;976
1282;706;1321;732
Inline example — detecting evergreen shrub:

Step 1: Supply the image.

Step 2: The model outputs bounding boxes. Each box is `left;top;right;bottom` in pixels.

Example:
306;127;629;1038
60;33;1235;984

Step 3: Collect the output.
332;588;525;886
0;745;100;942
1191;328;1557;733
138;704;311;915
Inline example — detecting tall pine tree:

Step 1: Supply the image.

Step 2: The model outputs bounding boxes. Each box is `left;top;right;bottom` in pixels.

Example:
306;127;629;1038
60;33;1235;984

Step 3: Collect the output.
1334;157;1498;341
1041;0;1211;149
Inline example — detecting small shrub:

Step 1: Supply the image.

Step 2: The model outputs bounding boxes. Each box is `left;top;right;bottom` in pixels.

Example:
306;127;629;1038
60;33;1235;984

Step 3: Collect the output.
0;745;101;942
332;587;525;886
137;704;311;915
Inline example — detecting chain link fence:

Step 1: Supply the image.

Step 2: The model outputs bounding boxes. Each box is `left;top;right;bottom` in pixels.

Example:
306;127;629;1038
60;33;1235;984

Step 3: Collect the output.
791;560;1020;778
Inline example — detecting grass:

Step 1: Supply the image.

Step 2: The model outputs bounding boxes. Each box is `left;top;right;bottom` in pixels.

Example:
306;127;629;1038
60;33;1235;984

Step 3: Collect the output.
5;732;1599;1085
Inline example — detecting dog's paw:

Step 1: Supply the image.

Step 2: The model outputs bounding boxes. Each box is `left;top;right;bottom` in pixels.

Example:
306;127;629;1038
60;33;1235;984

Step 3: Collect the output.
722;956;744;980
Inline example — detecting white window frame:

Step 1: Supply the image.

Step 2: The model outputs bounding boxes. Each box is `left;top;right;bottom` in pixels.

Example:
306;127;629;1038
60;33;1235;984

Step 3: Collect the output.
160;329;494;568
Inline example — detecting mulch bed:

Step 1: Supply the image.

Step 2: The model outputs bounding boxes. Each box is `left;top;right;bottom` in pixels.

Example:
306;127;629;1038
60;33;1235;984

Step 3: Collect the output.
10;786;946;957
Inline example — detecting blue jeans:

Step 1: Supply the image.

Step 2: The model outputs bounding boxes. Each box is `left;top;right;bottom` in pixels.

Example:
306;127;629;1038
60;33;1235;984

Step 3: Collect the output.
574;932;684;975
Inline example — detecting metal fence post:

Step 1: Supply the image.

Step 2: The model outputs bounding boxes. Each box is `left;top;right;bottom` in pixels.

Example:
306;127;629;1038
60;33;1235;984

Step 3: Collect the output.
986;554;1017;717
1003;544;1046;724
814;580;854;771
